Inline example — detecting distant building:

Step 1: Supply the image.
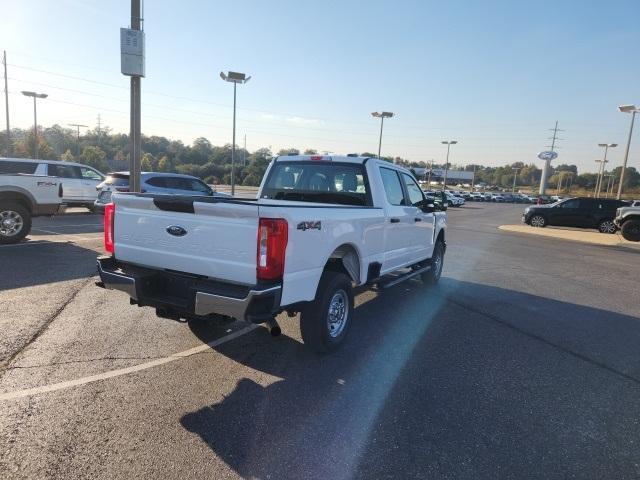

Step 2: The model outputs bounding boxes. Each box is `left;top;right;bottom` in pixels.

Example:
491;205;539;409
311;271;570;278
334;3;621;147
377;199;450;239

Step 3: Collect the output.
413;168;475;183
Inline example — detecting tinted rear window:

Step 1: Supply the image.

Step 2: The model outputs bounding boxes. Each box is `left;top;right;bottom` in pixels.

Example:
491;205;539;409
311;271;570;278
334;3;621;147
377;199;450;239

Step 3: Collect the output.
261;162;370;206
0;161;38;174
104;174;129;186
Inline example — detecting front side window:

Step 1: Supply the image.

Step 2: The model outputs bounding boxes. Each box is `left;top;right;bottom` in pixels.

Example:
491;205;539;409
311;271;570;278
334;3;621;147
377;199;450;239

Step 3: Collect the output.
379;168;405;206
262;162;370;206
80;167;103;181
401;173;424;206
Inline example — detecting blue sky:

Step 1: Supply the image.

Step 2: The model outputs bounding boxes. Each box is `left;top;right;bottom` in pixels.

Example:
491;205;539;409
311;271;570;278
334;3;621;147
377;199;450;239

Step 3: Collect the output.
1;0;639;172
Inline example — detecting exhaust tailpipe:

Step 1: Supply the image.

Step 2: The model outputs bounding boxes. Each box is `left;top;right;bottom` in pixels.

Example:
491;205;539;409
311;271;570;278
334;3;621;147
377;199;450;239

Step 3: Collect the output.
264;318;281;337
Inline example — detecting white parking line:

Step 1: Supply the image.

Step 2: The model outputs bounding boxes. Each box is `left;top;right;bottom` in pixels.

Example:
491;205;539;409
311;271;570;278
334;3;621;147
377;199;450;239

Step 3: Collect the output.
0;235;102;248
0;323;259;401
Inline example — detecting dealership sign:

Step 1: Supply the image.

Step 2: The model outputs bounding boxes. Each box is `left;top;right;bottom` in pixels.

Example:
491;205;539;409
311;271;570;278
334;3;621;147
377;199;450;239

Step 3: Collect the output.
537;151;558;161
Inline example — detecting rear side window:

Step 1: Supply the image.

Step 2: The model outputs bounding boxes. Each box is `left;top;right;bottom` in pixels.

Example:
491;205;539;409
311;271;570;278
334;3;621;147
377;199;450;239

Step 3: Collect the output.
48;164;81;179
380;168;405;206
0;161;38;174
262;162;370;206
145;176;167;188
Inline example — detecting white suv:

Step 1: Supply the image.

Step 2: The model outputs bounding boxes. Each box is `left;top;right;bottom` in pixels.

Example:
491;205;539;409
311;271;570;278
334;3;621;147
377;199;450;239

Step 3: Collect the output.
0;158;105;211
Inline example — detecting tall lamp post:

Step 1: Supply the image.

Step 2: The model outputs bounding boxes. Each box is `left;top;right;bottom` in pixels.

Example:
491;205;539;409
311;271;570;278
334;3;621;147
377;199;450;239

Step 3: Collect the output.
68;123;88;157
512;167;520;193
21;91;47;159
220;71;251;196
371;111;393;159
596;143;617;198
617;105;639;199
441;140;458;190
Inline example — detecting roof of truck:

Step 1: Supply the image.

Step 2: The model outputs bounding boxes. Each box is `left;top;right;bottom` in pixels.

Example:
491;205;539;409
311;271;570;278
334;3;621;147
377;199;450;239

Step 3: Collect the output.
274;155;373;164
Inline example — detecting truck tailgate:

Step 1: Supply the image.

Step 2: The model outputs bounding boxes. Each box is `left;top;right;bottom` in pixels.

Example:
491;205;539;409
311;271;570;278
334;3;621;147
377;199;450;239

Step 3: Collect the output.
113;194;259;285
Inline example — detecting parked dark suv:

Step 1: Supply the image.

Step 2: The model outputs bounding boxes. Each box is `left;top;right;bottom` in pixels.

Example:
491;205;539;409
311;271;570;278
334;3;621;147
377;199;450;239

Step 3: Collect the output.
522;197;631;233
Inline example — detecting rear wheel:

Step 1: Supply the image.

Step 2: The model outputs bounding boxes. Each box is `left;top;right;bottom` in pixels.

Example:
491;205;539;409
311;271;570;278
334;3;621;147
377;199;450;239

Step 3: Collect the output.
621;219;640;242
598;218;617;234
422;241;445;285
0;202;31;244
529;215;546;228
300;271;354;353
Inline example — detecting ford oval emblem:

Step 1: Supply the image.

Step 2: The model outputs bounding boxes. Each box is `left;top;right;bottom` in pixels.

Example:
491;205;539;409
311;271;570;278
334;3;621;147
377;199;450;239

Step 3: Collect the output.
166;225;188;237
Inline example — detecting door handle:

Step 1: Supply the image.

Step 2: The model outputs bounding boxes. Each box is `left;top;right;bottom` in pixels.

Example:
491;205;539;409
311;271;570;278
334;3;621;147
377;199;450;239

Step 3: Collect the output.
390;218;400;223
414;218;422;222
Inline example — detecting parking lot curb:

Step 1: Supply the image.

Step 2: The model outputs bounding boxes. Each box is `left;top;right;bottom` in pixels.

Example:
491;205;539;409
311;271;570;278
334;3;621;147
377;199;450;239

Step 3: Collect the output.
498;224;639;248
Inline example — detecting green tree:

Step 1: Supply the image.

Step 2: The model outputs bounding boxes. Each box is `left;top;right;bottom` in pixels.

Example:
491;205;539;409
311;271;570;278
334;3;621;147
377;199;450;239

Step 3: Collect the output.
157;155;173;172
242;148;272;186
15;129;56;159
141;153;154;172
60;149;75;162
80;146;109;174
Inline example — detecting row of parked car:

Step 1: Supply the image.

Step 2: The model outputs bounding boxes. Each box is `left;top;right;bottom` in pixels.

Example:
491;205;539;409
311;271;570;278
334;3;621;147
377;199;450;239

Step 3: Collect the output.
0;158;229;214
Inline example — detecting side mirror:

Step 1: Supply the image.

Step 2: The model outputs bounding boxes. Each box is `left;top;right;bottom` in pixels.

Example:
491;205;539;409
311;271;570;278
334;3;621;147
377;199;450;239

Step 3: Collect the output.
421;202;436;213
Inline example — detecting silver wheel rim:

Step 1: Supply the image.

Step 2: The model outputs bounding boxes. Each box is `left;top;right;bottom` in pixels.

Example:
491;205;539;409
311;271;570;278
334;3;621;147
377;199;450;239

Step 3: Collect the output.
0;210;24;237
433;246;443;278
530;216;545;227
327;290;348;338
600;221;616;233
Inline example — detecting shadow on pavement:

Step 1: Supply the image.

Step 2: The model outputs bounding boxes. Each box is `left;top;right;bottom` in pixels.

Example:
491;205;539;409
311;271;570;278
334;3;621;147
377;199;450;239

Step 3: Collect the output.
181;279;640;480
0;241;100;291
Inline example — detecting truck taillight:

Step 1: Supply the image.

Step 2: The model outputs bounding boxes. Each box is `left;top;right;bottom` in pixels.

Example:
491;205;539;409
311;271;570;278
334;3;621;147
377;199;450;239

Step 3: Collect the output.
257;218;288;281
104;203;115;254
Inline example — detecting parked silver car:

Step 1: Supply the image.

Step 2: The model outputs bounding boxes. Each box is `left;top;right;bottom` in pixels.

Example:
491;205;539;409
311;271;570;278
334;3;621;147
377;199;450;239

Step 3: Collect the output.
94;172;230;213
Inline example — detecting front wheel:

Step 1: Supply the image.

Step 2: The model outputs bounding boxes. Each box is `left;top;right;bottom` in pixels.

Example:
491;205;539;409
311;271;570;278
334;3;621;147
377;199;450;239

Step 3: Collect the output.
598;219;617;234
621;219;640;242
0;202;31;244
300;271;354;353
422;241;445;285
529;215;546;228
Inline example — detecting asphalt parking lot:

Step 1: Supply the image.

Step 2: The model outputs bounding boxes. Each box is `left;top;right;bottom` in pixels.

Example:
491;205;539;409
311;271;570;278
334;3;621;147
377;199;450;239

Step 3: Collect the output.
1;203;640;479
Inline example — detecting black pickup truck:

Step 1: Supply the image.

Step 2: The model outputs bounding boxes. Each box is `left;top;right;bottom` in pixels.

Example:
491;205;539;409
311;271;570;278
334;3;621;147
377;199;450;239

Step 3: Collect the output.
522;197;630;233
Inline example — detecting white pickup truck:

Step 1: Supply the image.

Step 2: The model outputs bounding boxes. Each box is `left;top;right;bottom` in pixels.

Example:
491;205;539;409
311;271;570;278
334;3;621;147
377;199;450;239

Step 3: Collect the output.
0;173;65;244
96;155;447;352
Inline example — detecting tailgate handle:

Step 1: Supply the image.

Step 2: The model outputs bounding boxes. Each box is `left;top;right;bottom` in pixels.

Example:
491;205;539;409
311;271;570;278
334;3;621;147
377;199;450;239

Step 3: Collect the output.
414;218;422;222
153;198;195;213
390;218;400;223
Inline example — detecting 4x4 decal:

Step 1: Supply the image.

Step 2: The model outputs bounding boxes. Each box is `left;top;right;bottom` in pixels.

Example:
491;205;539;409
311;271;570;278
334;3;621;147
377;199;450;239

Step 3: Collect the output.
297;221;321;231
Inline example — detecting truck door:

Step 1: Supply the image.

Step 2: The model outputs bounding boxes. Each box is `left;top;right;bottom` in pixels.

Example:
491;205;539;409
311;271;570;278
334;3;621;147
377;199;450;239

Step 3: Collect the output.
400;172;434;261
379;167;414;273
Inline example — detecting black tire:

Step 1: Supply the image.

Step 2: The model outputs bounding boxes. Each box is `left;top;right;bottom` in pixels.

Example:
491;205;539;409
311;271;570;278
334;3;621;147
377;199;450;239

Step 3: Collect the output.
0;202;31;245
300;271;354;353
422;240;445;285
598;218;617;234
621;219;640;242
529;215;546;228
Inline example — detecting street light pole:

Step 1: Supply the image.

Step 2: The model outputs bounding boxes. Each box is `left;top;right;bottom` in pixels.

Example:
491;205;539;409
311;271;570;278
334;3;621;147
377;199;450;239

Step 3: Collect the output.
512;167;520;193
21;91;47;159
617;105;639;199
220;71;251;196
441;141;458;190
596;143;617;198
427;159;434;186
371;111;394;159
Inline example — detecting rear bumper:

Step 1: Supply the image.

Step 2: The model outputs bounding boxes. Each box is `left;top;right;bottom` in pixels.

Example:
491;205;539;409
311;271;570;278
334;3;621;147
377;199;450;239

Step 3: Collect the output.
96;256;281;323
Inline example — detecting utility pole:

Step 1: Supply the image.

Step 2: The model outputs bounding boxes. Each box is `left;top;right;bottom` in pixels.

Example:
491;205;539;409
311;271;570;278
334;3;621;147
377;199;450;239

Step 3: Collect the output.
3;51;9;156
243;133;247;166
512;167;520;193
617;105;639;199
426;159;433;186
371;111;394;159
595;143;616;198
97;114;102;146
127;0;143;192
68;123;87;156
